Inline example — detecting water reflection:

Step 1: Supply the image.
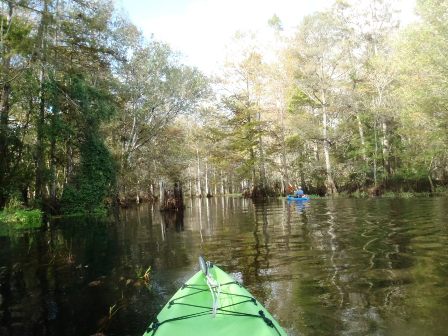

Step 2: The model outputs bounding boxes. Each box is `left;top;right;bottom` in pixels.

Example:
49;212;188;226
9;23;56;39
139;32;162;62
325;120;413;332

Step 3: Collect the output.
0;197;447;335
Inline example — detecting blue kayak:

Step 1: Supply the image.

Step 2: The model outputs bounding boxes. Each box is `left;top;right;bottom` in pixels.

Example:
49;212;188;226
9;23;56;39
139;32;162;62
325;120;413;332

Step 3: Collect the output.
287;195;309;201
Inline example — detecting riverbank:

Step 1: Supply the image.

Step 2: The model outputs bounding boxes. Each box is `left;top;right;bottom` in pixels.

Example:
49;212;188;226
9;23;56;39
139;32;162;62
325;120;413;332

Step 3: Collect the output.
1;189;446;226
344;189;447;199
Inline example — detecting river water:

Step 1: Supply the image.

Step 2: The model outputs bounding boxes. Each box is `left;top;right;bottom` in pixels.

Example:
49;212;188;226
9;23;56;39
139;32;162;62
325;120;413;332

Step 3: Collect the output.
0;197;447;336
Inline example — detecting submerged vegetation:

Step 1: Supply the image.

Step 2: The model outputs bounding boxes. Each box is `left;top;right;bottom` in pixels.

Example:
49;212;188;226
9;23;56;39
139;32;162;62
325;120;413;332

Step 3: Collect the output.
0;0;447;216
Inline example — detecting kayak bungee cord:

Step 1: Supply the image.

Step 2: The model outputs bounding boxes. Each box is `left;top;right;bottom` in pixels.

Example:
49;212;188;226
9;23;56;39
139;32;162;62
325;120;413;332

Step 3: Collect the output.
145;280;282;336
144;257;285;336
204;262;221;317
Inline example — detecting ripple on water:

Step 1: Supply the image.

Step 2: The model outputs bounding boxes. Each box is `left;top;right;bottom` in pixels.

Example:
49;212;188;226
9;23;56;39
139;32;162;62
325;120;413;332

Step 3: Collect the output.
0;197;448;336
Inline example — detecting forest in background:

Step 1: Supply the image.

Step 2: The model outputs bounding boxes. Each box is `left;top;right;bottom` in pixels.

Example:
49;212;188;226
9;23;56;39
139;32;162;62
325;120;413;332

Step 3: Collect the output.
0;0;447;215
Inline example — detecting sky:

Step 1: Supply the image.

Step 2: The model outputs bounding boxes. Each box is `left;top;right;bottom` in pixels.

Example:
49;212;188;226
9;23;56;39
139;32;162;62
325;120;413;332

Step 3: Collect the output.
115;0;417;75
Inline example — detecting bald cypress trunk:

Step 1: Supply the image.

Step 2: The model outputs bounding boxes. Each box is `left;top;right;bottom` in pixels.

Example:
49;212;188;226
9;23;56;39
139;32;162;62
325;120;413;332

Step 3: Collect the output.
160;182;184;211
321;95;337;195
0;2;13;207
35;0;50;202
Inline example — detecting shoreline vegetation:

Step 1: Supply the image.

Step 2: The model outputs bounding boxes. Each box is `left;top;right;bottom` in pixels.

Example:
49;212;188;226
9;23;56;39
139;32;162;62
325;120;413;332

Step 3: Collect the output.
1;190;446;228
1;1;448;218
0;195;43;229
0;209;43;226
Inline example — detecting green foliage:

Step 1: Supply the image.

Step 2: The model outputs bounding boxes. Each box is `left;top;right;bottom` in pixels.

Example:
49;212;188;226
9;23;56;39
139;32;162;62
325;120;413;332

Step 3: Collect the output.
0;208;43;229
0;0;126;213
0;210;43;228
287;87;318;112
58;70;117;214
1;195;42;228
50;60;117;214
108;40;209;198
61;135;116;214
3;194;23;213
0;13;33;55
268;14;283;31
2;0;448;208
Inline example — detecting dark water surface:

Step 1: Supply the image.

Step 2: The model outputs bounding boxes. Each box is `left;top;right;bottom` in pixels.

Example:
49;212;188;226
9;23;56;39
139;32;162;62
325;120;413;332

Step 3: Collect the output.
1;197;447;336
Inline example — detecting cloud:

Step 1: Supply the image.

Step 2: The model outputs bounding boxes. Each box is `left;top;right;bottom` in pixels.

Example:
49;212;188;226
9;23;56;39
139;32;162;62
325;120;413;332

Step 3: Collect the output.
124;0;325;73
120;0;416;74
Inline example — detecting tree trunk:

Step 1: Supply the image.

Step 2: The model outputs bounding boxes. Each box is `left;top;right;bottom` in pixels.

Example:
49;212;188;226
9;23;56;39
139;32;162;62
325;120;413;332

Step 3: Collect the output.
49;131;57;204
246;104;257;187
373;119;378;187
257;111;267;190
65;138;73;183
220;170;225;195
356;114;367;163
428;157;435;193
35;75;46;201
381;120;391;175
0;65;11;207
0;2;13;207
150;183;155;200
159;180;165;205
213;170;217;196
205;161;210;196
229;174;233;194
250;146;256;186
35;0;50;202
196;148;201;197
321;104;337;195
313;142;319;161
160;181;184;211
279;106;289;193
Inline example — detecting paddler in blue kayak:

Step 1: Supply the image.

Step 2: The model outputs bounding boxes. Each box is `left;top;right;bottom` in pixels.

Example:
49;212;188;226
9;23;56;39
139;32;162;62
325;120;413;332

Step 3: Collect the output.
294;186;305;198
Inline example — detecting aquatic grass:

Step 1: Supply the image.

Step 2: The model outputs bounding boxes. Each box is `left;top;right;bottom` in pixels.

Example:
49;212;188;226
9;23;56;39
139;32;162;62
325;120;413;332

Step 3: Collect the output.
435;186;447;193
51;207;109;219
380;191;443;198
97;300;126;334
109;303;120;319
135;265;152;283
143;266;151;283
308;194;323;199
346;190;369;198
398;192;415;198
382;191;418;198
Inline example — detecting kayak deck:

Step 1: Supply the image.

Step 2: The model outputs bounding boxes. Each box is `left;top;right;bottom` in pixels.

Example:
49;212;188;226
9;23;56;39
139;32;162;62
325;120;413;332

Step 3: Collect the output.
144;264;287;336
287;195;309;201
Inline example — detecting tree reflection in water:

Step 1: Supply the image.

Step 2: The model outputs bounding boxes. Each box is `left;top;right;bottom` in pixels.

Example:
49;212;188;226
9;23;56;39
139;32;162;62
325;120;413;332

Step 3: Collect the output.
0;197;447;335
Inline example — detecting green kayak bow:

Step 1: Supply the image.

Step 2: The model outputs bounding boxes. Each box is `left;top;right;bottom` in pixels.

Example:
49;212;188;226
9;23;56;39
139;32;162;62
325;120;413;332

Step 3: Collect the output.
143;257;288;336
